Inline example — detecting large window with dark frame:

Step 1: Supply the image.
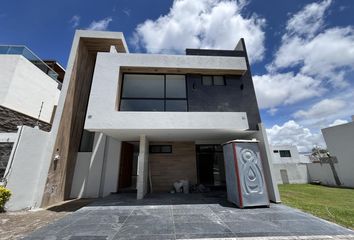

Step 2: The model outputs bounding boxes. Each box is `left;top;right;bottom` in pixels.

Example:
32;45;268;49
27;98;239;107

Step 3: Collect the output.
120;74;187;111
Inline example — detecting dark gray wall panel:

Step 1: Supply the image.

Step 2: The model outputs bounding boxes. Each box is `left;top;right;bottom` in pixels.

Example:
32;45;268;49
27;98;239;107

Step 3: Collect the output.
186;47;261;130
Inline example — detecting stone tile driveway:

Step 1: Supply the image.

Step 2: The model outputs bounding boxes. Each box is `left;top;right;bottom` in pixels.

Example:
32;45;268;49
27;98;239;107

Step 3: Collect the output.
24;192;354;240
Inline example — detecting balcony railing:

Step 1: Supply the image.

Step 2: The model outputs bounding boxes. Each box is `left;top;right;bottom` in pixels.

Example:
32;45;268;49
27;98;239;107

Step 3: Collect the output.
0;45;59;81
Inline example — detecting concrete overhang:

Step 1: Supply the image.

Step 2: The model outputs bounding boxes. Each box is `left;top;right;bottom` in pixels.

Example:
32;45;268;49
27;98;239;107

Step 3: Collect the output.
85;112;251;142
118;53;247;75
75;30;129;53
100;52;247;75
94;129;256;142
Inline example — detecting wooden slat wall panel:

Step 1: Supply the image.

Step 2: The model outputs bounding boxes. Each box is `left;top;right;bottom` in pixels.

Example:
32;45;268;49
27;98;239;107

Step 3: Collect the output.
149;142;197;192
41;41;96;207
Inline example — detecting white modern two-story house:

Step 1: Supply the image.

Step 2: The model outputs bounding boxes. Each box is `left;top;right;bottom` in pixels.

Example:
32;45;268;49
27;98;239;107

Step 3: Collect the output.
4;30;280;210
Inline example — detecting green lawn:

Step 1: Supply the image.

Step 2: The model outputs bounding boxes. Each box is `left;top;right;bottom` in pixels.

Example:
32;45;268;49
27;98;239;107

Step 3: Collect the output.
278;184;354;230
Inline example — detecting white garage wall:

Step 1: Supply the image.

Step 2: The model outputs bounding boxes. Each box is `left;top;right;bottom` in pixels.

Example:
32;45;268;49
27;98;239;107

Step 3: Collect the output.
70;134;122;198
100;137;121;197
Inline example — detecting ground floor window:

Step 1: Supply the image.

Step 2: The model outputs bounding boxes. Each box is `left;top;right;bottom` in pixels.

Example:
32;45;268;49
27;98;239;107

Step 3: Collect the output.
149;145;172;154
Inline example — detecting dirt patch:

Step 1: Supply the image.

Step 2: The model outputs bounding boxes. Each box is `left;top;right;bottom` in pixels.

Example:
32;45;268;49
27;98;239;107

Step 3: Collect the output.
0;199;94;240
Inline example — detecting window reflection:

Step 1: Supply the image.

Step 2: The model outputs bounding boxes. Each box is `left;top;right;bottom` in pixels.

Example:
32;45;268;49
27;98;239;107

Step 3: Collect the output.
120;74;187;111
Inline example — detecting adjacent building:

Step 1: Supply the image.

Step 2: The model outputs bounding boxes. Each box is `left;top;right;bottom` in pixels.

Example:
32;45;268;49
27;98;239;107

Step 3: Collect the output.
0;45;61;179
3;30;280;210
307;118;354;188
271;145;309;184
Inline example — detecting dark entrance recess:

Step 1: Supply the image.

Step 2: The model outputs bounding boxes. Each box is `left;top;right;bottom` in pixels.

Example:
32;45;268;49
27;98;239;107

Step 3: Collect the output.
118;142;139;193
196;145;226;189
118;142;134;189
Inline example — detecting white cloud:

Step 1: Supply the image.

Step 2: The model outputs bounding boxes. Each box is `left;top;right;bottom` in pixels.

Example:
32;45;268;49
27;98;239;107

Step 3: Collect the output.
269;27;354;88
255;0;354;111
292;91;354;129
86;17;112;31
266;120;325;152
70;15;80;28
268;0;354;88
132;0;266;63
293;98;346;119
253;72;324;109
267;108;278;116
286;0;331;38
329;119;348;127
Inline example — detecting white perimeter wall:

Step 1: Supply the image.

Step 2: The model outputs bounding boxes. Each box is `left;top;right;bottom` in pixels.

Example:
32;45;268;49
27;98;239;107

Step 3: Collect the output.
273;163;308;184
70;133;122;198
5;126;50;211
321;122;354;188
307;163;338;186
0;55;60;123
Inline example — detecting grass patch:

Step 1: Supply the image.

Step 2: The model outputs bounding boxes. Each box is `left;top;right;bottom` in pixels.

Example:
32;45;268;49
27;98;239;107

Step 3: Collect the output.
278;184;354;230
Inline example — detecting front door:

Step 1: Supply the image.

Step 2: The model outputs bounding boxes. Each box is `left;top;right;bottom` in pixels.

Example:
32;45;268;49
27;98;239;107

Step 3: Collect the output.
118;142;134;189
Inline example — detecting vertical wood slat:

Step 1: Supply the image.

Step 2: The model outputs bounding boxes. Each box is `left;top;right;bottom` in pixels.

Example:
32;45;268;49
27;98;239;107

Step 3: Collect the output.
149;142;197;192
41;41;96;207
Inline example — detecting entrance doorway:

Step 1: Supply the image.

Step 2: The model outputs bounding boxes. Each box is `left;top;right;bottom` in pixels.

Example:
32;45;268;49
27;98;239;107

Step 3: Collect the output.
118;142;139;192
196;145;226;189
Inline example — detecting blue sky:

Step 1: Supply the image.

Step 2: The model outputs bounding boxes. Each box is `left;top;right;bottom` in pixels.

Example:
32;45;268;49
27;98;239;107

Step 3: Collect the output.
1;0;353;152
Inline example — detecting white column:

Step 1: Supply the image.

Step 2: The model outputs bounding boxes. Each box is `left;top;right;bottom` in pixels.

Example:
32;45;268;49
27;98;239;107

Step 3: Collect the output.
137;135;149;199
250;123;281;203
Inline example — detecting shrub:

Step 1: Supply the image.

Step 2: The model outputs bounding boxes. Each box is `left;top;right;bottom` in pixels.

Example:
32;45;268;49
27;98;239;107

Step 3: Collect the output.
0;186;11;212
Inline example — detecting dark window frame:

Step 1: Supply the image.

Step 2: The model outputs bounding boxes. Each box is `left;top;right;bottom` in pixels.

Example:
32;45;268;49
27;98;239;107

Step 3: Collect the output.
273;150;279;153
149;145;172;154
202;75;226;86
79;130;95;152
279;150;291;158
119;73;188;112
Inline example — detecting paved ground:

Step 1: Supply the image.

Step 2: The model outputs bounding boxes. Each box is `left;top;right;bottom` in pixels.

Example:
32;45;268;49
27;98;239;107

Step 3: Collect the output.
24;192;354;240
0;199;93;240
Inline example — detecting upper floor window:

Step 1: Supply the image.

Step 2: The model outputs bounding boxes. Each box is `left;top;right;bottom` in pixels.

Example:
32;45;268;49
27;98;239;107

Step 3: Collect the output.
279;150;291;158
120;74;187;111
202;75;225;86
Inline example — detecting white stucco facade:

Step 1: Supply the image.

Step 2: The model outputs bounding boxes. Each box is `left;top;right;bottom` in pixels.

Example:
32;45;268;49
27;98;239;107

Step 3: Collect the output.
70;134;122;199
271;145;309;184
84;52;249;141
320;121;354;188
0;55;60;123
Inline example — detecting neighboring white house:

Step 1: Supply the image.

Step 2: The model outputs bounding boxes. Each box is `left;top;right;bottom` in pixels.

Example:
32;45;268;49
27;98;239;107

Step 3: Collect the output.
308;119;354;188
271;145;309;184
0;45;62;184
